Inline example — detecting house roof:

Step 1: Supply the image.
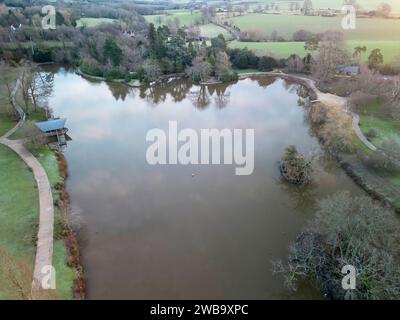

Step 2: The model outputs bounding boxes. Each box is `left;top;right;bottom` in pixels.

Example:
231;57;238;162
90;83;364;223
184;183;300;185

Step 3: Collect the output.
337;65;360;74
36;118;66;133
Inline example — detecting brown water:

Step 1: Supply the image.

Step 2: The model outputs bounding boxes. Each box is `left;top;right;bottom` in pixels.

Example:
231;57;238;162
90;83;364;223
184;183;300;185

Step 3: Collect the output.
48;69;364;299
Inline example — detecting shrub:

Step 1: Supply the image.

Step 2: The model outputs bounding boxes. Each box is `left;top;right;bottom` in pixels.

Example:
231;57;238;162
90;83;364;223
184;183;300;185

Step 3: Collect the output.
280;145;313;185
258;56;278;72
365;128;378;140
125;72;139;82
105;68;122;80
349;91;378;113
308;103;356;153
274;192;400;300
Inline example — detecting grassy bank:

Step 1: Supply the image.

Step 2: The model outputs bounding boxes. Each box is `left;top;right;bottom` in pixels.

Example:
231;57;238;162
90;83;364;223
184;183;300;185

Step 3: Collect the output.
29;146;76;299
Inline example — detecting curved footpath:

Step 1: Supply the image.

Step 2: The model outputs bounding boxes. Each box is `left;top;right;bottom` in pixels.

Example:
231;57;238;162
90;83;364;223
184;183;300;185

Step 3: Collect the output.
239;72;377;152
0;76;54;299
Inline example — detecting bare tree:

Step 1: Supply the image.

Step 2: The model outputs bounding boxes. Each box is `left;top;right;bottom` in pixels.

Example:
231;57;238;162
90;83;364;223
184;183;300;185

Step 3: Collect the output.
312;31;350;83
215;51;232;81
376;2;392;17
27;71;54;112
302;0;313;15
185;56;211;82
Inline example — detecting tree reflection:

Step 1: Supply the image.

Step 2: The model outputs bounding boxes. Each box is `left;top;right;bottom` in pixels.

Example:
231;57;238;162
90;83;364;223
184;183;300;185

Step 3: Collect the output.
254;76;276;88
138;78;192;106
106;82;131;101
188;85;211;109
107;78;233;110
213;83;231;109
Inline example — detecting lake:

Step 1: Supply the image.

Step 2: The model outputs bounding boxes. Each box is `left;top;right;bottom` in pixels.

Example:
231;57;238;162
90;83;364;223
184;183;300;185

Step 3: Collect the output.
47;68;364;299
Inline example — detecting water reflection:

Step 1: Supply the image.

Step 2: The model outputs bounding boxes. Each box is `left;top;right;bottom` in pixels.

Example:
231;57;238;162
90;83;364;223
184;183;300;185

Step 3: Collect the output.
43;67;365;299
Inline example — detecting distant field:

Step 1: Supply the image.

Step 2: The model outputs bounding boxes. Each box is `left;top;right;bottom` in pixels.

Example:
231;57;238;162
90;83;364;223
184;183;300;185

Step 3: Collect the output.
76;17;116;27
229;40;306;58
144;10;202;27
224;14;400;41
235;0;400;13
229;40;400;62
199;24;233;39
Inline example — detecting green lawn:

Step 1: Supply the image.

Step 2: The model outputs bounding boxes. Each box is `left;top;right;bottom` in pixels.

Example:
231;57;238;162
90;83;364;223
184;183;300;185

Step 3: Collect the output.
357;99;400;192
199;23;233;39
0;117;16;137
360;115;400;147
9;109;47;140
228;40;400;62
358;99;400;147
76;17;116;28
144;10;202;27
0;144;38;299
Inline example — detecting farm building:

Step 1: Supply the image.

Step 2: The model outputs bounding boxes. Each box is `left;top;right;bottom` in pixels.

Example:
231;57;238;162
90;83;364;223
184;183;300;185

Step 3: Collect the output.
336;65;360;75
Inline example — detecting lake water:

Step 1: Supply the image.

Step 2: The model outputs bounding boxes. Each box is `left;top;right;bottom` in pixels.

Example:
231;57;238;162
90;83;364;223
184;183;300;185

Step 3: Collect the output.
47;68;364;299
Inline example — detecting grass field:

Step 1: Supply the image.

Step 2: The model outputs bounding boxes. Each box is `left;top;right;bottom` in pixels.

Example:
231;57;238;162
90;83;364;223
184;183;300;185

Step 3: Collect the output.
230;0;400;14
199;23;233;39
229;40;400;62
76;17;116;27
0;144;38;299
224;14;400;41
144;10;202;27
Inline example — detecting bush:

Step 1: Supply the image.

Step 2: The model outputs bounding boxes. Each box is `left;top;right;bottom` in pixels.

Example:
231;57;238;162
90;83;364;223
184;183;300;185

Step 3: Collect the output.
349;91;378;113
365;128;378;140
105;68;123;80
308;103;356;153
125;72;139;82
220;72;238;83
229;48;259;69
274;192;400;300
32;49;52;63
258;56;278;72
280;145;313;185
